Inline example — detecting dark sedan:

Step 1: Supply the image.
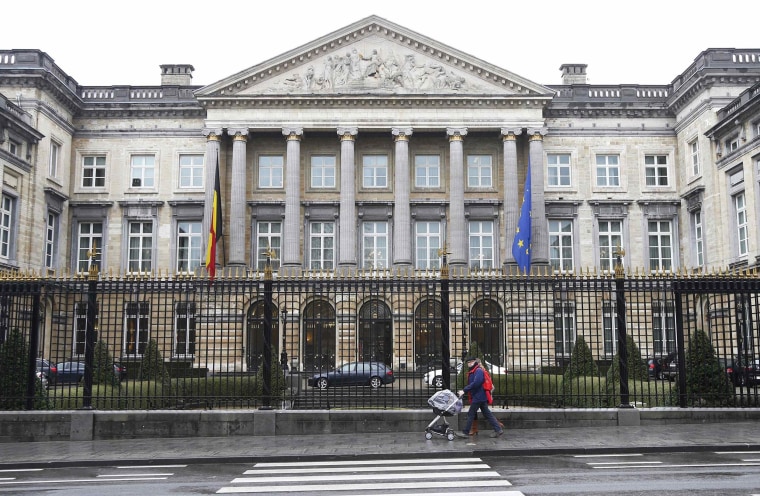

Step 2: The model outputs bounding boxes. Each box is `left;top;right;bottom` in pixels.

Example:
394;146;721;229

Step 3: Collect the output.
646;357;664;380
308;361;395;389
55;361;128;384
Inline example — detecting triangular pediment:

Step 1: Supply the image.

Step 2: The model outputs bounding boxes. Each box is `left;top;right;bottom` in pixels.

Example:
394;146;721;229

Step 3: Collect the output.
197;16;552;99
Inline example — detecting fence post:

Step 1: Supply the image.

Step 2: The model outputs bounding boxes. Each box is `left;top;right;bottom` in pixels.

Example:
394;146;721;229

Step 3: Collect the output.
82;257;99;409
261;251;274;409
673;282;687;408
439;249;452;391
614;248;632;408
24;282;42;410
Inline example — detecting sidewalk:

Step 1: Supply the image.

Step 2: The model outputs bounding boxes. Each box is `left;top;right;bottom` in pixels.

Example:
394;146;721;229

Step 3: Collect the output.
2;422;759;469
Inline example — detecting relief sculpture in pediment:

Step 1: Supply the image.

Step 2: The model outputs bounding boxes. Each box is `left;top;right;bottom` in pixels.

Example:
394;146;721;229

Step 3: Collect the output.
264;45;482;95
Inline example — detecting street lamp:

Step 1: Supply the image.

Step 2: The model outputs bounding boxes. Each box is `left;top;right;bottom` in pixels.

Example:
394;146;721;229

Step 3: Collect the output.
461;308;469;361
280;308;288;371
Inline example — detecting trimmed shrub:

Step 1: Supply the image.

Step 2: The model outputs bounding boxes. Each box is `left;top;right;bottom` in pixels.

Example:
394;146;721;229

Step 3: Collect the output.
92;339;119;386
561;336;603;407
604;335;649;405
0;328;50;410
672;329;733;406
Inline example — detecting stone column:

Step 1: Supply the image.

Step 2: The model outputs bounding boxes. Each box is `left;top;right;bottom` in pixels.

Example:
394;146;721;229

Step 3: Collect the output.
338;127;358;268
228;129;248;267
528;128;549;266
501;128;522;267
392;127;413;267
282;128;303;268
203;128;222;267
447;127;467;268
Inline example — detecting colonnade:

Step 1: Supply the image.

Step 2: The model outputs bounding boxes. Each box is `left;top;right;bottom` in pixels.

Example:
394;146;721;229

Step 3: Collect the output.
202;126;549;272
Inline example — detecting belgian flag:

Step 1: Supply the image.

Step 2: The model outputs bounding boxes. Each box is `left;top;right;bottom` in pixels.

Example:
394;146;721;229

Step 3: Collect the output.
205;162;222;282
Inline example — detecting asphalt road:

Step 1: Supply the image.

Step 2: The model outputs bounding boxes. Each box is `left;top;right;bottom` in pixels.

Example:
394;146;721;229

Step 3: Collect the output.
1;451;759;495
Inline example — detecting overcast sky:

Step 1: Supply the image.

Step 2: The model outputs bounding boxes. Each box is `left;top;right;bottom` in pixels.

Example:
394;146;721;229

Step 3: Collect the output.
8;0;759;88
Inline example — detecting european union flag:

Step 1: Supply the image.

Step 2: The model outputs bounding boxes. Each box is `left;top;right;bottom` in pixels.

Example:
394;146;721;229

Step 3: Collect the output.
512;162;532;274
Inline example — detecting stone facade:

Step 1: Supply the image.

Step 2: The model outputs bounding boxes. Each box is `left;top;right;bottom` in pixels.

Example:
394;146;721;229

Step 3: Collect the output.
2;18;760;373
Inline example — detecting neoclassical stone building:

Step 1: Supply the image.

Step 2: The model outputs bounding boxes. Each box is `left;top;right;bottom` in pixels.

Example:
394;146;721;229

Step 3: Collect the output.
1;17;760;372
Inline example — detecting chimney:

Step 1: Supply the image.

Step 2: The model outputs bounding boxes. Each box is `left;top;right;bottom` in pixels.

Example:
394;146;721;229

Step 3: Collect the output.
160;64;195;86
559;64;588;85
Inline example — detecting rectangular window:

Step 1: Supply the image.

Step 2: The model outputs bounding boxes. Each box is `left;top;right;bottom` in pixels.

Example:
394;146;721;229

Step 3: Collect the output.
467;155;492;188
8;139;20;157
648;220;673;272
45;212;59;269
176;221;202;273
309;222;334;270
259;155;284;189
130;154;155;188
310;156;336;188
547;153;571;187
602;300;616;356
174;302;196;356
735;192;749;257
49;141;60;178
690;140;700;176
178;154;204;188
74;301;98;356
652;300;675;355
645;155;669;186
256;221;282;270
549;219;573;272
82;156;106;188
0;194;14;260
362;221;388;269
128;221;153;273
124;301;150;356
415;221;441;270
77;222;103;273
595;154;620;187
362;155;388;188
468;220;494;269
415;155;440;188
693;210;704;267
598;220;622;272
554;301;575;355
725;136;740;153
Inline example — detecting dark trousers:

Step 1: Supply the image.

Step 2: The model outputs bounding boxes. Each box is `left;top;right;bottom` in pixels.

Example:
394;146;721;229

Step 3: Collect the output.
463;400;502;434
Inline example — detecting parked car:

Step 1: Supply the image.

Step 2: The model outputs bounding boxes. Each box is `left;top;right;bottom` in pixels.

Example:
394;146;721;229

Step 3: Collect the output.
55;361;128;384
745;359;760;386
35;358;58;386
718;357;748;387
422;359;463;388
422;359;506;389
662;352;679;381
308;361;395;389
646;357;664;380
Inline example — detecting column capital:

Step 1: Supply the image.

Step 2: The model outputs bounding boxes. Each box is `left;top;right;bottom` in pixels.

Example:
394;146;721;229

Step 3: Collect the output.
446;127;468;140
337;127;358;140
527;128;548;140
228;129;249;140
500;128;524;140
392;127;413;140
282;127;303;140
203;128;223;140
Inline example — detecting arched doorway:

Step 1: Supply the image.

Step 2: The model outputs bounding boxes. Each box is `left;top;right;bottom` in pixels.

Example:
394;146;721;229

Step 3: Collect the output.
245;301;279;372
414;298;442;371
357;299;392;365
303;299;335;371
470;299;504;367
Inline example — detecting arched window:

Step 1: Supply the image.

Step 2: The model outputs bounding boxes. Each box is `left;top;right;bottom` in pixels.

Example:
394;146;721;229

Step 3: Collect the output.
414;298;442;371
303;300;336;371
470;299;504;367
245;301;279;372
358;299;393;365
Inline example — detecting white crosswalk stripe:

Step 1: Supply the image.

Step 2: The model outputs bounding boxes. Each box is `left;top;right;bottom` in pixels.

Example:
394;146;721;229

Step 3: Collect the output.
216;456;524;495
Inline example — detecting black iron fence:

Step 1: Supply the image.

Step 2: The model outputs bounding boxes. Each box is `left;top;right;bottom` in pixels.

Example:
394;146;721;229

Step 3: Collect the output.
1;264;759;411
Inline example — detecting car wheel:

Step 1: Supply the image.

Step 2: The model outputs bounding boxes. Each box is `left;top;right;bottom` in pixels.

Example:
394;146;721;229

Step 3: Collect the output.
369;376;382;389
432;375;443;388
315;377;328;390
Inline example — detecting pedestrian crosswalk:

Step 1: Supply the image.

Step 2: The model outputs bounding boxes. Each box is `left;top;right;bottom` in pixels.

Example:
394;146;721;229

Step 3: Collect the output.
216;456;524;494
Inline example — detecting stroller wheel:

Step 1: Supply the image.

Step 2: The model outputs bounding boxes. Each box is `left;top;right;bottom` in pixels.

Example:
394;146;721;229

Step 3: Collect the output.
447;432;455;441
425;432;433;440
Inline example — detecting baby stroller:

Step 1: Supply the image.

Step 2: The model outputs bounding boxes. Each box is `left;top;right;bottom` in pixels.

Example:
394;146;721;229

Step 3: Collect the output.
424;389;463;441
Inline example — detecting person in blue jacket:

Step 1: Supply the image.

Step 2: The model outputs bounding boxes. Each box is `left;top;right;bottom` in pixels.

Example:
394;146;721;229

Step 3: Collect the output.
456;356;504;438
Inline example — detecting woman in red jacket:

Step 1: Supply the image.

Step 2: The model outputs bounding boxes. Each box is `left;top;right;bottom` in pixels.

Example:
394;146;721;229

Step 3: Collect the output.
456;357;504;438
